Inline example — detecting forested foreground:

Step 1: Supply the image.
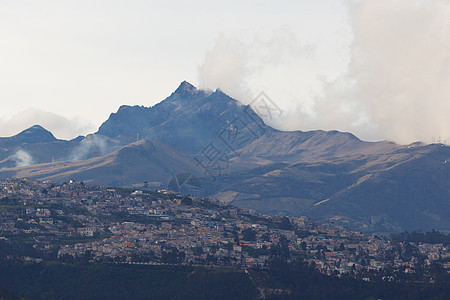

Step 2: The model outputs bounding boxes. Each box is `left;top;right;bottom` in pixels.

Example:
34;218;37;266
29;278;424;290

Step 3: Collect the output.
252;259;449;299
0;261;257;300
0;259;448;300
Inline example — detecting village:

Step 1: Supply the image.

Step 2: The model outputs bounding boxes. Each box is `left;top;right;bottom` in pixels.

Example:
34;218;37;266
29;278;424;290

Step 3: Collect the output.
0;178;448;282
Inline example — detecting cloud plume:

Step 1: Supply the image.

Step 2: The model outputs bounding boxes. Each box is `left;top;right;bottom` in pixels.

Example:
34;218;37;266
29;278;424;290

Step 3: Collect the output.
199;0;450;145
198;30;323;108
13;149;34;167
70;135;109;161
316;0;450;144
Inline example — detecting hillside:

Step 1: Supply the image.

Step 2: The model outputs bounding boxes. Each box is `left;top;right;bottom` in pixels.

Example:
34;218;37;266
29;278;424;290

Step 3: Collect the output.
0;125;127;168
0;140;199;188
215;144;450;233
307;144;450;233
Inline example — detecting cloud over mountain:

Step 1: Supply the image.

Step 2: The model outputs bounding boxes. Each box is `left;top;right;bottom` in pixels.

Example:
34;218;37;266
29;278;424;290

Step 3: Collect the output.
199;0;450;145
317;0;450;144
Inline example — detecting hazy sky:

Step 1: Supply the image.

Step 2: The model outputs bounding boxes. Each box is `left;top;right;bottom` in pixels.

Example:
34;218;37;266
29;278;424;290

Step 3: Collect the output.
1;0;449;144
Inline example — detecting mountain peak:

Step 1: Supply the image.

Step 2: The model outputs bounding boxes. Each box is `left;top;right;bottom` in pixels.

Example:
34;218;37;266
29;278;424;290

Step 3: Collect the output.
174;81;198;95
13;125;57;143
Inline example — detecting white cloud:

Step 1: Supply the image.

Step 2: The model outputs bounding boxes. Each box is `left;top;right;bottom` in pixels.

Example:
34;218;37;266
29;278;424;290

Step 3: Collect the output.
198;0;450;145
198;24;351;132
315;0;450;144
198;34;252;102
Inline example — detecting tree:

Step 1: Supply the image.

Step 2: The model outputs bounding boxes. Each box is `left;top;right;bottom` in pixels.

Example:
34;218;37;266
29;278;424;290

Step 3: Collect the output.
300;241;307;251
242;228;256;241
280;217;293;230
181;196;193;206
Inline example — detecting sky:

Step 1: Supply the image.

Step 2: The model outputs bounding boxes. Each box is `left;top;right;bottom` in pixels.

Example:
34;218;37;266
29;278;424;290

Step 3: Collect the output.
1;0;449;144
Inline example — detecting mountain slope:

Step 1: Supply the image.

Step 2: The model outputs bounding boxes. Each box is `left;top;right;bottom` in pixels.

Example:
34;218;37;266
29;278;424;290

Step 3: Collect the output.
239;130;400;163
306;144;450;233
0;124;129;168
216;144;450;233
0;140;200;187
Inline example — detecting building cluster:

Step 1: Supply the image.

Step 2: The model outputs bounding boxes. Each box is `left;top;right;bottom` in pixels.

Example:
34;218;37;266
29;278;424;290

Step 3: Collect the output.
0;178;448;281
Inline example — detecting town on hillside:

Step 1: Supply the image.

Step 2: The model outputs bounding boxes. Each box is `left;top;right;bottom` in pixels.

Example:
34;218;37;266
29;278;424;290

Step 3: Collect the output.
0;178;448;283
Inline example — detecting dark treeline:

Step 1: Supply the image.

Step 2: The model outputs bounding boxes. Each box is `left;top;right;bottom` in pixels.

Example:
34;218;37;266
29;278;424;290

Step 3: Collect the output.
254;258;449;300
391;230;450;246
0;258;448;299
0;286;23;300
0;260;258;300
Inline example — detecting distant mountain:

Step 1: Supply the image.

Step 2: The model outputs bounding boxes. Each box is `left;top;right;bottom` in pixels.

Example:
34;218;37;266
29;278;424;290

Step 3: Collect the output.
0;125;56;145
97;81;267;153
0;124;127;168
0;81;448;234
1;83;397;169
0;125;73;168
97;81;399;163
238;129;399;164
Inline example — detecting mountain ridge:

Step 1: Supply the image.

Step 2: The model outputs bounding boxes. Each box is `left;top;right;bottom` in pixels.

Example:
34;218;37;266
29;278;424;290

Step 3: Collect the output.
0;81;448;234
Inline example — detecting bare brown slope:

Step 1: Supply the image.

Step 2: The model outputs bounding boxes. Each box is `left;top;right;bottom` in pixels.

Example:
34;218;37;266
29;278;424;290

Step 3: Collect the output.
214;144;450;233
0;140;200;187
306;144;450;233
